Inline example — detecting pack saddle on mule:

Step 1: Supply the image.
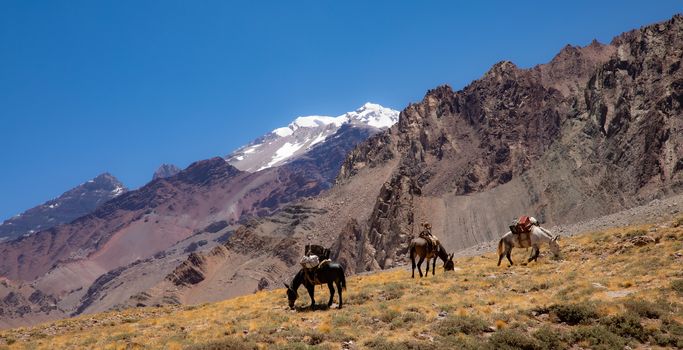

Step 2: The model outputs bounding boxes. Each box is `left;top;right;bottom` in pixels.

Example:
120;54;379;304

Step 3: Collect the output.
285;244;346;310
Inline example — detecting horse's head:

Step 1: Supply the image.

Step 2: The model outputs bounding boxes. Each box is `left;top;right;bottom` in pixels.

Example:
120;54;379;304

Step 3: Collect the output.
549;235;561;256
443;253;455;271
284;283;297;309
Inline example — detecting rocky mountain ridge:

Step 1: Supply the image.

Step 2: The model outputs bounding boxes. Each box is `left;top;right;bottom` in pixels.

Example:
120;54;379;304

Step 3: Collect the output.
331;14;683;273
0;173;126;243
152;164;181;180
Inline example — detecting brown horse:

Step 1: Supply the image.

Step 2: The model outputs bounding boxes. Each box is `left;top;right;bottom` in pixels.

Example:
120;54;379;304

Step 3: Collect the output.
409;237;455;278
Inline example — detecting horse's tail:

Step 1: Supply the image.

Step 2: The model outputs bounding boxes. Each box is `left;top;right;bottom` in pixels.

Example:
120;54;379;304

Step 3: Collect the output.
340;271;347;291
497;238;504;256
409;242;415;260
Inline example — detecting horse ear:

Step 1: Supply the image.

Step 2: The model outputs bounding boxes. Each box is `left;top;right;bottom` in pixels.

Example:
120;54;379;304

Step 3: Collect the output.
553;236;560;242
449;253;454;260
284;283;290;289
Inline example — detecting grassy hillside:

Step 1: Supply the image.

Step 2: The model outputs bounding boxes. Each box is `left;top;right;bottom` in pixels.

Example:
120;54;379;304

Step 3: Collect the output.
1;220;682;350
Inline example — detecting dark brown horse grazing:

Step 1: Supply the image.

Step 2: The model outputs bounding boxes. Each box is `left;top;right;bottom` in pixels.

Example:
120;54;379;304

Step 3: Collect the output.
409;237;455;278
285;262;346;310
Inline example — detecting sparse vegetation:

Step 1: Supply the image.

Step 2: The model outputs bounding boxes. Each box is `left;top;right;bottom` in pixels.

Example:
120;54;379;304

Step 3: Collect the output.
488;329;541;350
570;325;627;350
623;298;664;318
184;337;256;350
547;302;599;325
673;215;683;227
433;315;490;336
672;279;683;295
0;223;681;349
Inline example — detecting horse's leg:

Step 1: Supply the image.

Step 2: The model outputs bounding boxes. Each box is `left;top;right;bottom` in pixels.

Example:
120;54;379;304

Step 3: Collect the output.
327;282;335;307
411;255;416;278
432;256;436;275
527;246;537;263
417;256;425;277
425;257;430;276
506;247;514;266
335;280;343;309
306;285;316;309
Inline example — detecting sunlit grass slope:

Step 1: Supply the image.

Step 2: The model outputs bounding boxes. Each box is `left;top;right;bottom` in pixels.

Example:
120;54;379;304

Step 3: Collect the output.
2;220;683;349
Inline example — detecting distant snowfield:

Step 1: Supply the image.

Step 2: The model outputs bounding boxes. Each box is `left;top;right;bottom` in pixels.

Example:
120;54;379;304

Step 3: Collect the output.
226;102;399;172
259;141;305;171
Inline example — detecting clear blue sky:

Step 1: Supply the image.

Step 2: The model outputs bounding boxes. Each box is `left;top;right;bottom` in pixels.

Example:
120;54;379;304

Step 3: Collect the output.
1;1;681;220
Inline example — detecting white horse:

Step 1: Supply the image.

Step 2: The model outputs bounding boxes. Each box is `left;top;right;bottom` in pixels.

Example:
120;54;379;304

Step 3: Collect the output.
497;225;560;266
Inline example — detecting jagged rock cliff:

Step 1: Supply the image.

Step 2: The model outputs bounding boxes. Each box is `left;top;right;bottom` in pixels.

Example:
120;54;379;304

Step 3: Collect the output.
333;14;683;271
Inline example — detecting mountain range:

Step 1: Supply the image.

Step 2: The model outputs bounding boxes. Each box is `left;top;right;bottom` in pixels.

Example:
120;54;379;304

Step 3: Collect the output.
0;173;126;243
0;103;398;328
1;14;682;329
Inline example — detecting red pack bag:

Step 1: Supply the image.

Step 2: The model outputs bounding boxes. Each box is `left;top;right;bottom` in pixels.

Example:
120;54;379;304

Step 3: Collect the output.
510;216;533;234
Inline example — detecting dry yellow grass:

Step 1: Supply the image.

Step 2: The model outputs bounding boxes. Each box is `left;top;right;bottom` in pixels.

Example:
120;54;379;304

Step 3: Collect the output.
1;222;682;349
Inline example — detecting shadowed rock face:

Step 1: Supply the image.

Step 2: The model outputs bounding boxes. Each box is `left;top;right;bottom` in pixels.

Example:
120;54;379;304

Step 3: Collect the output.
0;173;127;243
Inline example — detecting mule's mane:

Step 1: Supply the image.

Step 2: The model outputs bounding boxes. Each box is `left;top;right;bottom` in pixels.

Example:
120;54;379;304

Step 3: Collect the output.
290;269;306;290
436;242;450;263
534;226;554;240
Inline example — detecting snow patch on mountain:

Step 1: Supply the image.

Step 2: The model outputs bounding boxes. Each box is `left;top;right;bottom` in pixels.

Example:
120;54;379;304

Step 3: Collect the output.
273;127;293;137
259;142;305;171
226;103;399;172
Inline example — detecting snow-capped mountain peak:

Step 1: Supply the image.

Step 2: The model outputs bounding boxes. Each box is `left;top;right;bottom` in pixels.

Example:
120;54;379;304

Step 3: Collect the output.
226;103;399;172
344;102;400;129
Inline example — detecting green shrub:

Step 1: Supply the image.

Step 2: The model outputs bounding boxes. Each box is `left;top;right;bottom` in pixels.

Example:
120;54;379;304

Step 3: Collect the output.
623;229;647;239
655;317;683;348
487;329;541;350
330;312;353;327
382;283;405;300
276;343;332;350
623;299;663;319
346;290;372;305
548;303;599;325
433;315;490;336
364;337;437;350
672;279;683;295
388;311;426;330
379;309;401;323
437;335;481;350
184;337;257;350
532;326;569;350
600;313;648;341
570;325;627;350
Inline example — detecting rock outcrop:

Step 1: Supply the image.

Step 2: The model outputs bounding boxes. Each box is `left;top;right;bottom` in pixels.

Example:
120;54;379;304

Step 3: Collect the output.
152;164;181;180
